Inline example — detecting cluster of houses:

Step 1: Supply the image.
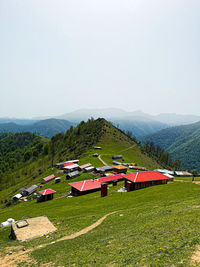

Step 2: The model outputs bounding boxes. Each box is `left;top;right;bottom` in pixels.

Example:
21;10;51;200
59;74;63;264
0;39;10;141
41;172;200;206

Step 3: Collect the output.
12;153;197;203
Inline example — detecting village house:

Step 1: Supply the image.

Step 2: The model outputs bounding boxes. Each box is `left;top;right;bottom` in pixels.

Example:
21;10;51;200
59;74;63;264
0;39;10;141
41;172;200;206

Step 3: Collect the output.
129;166;147;171
78;163;92;172
21;185;37;196
55;177;61;183
63;163;79;173
96;174;124;186
42;174;56;184
112;161;122;165
113;165;128;174
83;166;95;173
37;189;56;202
112;155;123;160
66;171;80;180
12;193;22;202
69;180;101;196
123;171;170;192
174;171;193;177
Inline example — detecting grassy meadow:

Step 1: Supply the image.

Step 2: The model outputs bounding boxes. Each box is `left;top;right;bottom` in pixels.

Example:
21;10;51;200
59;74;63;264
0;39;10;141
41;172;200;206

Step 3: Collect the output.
1;181;200;266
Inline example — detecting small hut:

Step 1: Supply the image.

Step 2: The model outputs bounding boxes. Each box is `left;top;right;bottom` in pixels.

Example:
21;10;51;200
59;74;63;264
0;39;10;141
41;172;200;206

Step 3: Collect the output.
113;165;128;174
21;185;37;196
37;189;56;202
66;171;80;180
42;174;56;184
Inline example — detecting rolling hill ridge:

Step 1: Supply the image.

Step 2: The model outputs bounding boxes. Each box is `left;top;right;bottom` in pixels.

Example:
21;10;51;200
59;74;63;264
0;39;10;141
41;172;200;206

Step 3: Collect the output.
0;118;75;138
143;121;200;170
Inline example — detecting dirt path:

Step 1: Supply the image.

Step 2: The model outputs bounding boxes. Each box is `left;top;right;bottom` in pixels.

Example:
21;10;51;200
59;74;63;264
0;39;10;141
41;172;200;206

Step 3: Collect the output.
98;154;108;166
0;211;117;267
117;144;136;153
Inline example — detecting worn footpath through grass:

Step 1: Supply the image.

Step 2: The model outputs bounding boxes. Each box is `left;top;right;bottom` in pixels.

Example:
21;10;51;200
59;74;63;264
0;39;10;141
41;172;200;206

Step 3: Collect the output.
1;181;200;266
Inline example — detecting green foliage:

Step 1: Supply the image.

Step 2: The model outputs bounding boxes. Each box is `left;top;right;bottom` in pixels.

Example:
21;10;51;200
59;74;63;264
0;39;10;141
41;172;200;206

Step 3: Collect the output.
0;133;48;189
142;121;200;171
142;141;182;170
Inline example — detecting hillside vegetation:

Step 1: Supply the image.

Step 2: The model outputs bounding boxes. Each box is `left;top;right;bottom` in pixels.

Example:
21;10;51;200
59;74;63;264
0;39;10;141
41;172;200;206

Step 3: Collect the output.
0;118;165;203
0;118;75;138
143;121;200;171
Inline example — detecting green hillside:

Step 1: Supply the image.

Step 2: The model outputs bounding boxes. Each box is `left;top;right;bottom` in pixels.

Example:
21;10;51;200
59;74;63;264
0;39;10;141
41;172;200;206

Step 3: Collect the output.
0;118;163;202
142;121;200;171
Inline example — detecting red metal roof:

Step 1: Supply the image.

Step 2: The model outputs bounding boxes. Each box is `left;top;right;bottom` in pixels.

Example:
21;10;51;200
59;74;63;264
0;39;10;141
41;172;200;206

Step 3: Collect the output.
64;164;79;169
123;171;170;183
79;163;92;169
39;189;56;195
69;180;101;192
96;174;124;184
64;162;74;167
43;174;56;182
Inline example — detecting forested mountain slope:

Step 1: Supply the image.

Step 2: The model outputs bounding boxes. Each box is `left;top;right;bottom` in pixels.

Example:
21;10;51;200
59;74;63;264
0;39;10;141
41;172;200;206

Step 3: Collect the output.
142;121;200;170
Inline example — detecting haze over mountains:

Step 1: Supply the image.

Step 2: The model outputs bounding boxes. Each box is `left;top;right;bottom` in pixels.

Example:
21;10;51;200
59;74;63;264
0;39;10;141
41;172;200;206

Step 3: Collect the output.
0;119;75;138
1;108;200;139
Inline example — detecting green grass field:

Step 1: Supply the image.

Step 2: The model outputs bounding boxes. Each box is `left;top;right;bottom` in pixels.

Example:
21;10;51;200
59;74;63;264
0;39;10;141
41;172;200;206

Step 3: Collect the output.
1;181;200;266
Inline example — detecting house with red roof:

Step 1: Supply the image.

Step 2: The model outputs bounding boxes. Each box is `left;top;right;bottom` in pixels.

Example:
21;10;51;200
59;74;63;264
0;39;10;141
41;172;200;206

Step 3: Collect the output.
96;174;124;185
123;171;170;192
69;180;101;196
42;174;56;184
37;189;56;202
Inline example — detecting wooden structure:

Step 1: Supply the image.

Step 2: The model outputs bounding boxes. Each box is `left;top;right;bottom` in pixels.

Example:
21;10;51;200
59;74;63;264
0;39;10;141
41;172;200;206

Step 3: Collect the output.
55;177;61;183
94;146;102;150
63;164;79;173
174;171;193;177
42;174;56;184
78;163;92;171
66;170;80;180
69;180;101;196
101;184;108;197
96;174;124;185
123;171;170;192
113;165;128;174
21;185;37;196
129;166;147;171
37;189;56;202
112;155;123;160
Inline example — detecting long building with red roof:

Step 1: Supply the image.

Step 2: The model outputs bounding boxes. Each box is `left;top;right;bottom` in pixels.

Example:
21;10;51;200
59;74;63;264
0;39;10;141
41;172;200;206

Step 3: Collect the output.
69;180;101;196
123;171;170;191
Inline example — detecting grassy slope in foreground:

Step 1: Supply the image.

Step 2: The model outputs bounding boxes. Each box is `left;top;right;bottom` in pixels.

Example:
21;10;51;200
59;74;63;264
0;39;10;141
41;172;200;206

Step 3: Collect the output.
1;181;200;266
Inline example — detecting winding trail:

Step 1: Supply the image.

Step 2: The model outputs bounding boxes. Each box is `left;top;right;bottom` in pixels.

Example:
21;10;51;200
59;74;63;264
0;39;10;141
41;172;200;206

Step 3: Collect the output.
98;154;108;166
117;144;136;153
0;211;117;267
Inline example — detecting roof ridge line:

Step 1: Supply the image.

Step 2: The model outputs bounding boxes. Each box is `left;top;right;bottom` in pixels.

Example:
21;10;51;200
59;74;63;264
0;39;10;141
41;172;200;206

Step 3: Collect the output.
80;180;86;191
134;172;138;183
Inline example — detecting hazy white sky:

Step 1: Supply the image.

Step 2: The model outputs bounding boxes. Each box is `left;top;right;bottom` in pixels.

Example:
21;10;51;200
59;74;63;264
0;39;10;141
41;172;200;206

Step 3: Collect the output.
0;0;200;118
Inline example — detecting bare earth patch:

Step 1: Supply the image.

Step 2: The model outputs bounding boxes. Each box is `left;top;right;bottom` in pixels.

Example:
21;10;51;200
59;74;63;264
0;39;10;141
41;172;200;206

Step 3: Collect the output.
0;212;117;267
191;245;200;265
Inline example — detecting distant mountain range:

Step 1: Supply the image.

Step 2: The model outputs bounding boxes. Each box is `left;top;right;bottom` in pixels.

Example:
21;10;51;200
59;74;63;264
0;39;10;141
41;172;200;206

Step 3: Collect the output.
55;108;200;137
55;108;200;126
1;108;200;138
142;121;200;171
0;119;75;138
